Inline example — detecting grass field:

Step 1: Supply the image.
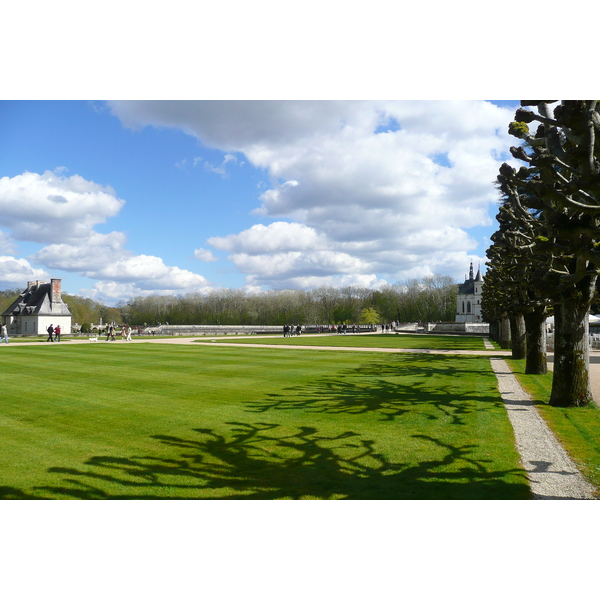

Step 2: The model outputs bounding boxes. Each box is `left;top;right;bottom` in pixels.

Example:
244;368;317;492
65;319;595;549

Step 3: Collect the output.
0;343;529;499
212;333;490;350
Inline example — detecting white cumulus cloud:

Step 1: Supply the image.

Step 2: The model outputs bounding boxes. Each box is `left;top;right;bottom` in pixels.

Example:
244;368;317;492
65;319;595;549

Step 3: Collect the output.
107;100;515;288
0;170;214;303
0;171;124;244
194;248;219;262
209;221;327;254
0;256;48;288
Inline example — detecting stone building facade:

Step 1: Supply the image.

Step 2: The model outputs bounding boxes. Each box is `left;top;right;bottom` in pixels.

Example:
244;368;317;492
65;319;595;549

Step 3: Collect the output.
1;279;73;335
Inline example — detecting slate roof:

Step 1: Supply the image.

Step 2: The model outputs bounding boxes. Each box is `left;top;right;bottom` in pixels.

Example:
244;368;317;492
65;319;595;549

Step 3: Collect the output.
457;265;483;295
1;282;72;317
458;279;475;295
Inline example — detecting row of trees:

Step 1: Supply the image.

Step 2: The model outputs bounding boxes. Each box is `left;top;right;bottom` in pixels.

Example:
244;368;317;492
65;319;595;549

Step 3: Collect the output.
1;275;458;331
482;100;600;407
121;276;457;327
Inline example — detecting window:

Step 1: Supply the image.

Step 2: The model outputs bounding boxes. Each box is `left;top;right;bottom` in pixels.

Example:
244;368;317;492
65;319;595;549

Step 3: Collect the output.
467;301;471;313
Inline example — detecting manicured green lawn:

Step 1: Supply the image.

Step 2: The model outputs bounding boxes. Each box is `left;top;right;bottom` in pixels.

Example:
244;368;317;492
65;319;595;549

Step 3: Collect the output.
506;359;600;493
213;333;489;350
0;344;528;499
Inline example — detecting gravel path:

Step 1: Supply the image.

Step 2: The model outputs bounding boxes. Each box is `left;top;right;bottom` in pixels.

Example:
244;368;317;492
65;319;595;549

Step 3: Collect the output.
490;357;596;499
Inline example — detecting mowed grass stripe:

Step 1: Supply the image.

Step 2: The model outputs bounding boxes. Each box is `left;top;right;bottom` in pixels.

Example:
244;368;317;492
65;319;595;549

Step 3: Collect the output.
212;333;488;350
0;344;528;499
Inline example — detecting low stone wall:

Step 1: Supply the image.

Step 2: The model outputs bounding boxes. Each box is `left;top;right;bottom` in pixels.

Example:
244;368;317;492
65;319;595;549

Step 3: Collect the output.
424;322;489;335
155;324;376;336
156;325;282;336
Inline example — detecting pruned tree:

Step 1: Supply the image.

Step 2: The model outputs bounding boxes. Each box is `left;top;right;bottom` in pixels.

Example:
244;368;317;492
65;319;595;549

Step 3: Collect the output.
483;194;549;372
499;100;600;405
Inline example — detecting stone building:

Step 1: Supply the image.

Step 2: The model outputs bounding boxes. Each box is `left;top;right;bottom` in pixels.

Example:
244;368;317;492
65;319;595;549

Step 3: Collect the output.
455;263;484;323
1;279;73;335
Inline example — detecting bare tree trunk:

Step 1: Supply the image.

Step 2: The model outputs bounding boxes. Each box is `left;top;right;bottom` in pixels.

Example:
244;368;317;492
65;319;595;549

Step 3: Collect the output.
499;315;512;349
510;313;527;359
550;284;595;406
523;306;547;374
488;321;496;342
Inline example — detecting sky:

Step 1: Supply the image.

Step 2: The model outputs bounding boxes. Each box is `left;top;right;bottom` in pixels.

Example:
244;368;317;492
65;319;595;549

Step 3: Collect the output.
0;99;521;304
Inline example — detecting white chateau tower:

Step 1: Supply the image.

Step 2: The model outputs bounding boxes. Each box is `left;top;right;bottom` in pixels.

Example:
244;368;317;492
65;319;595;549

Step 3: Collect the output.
455;263;484;323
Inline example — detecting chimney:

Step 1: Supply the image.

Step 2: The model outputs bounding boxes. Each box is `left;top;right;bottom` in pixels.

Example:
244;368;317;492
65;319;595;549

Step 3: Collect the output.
51;279;61;305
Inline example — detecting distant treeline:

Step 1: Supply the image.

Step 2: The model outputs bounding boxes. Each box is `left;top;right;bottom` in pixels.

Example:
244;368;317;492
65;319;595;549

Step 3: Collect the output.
1;275;457;327
123;276;457;326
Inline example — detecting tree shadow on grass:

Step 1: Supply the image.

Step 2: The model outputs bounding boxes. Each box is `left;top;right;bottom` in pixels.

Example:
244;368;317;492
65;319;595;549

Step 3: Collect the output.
0;486;39;499
246;354;502;425
26;421;530;500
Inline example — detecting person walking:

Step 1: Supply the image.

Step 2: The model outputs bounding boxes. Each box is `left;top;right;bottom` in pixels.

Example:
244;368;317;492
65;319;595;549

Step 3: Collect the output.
0;323;9;344
125;325;133;341
55;324;61;342
106;324;115;342
47;324;54;342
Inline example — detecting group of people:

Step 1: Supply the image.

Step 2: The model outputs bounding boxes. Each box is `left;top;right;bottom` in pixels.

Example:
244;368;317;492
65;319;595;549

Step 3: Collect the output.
105;324;133;341
283;324;303;337
325;324;357;334
46;324;61;342
282;323;371;336
0;322;136;343
0;323;63;343
281;323;400;337
320;324;363;334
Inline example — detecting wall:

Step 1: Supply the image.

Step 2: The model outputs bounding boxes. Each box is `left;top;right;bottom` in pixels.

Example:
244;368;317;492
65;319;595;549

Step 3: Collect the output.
155;324;375;336
36;316;72;335
425;322;489;334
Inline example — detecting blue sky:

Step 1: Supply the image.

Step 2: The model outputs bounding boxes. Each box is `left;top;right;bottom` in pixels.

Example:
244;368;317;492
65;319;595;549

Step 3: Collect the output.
0;100;520;304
